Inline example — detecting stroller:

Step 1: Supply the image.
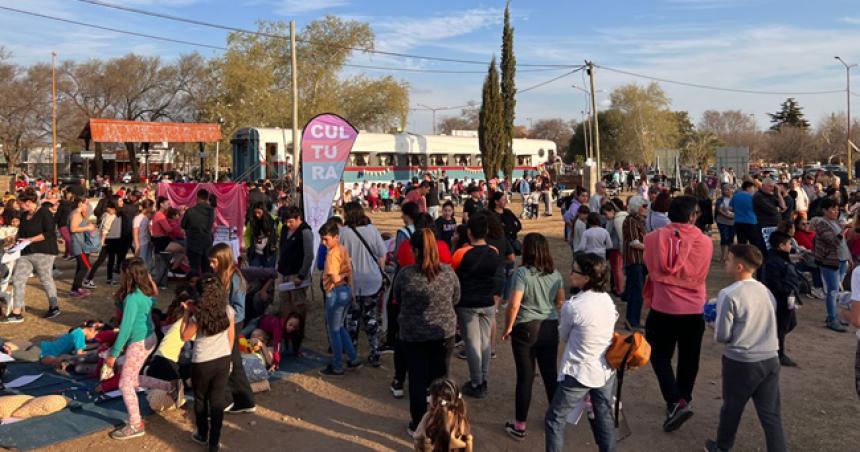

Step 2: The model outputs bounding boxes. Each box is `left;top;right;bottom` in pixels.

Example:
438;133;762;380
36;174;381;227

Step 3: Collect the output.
521;192;541;219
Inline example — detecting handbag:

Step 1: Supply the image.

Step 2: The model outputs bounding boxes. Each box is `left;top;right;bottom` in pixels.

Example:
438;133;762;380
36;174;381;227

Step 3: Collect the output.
349;225;392;313
348;225;392;288
74;230;102;254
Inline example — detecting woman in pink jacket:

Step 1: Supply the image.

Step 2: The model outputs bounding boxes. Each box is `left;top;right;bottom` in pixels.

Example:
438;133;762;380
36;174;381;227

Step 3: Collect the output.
643;195;713;434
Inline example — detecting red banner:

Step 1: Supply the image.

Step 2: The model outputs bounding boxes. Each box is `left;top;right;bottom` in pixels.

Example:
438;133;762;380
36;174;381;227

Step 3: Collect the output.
156;182;248;239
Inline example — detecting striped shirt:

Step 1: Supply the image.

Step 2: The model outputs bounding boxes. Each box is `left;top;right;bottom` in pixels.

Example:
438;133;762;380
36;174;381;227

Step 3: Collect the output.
623;214;646;265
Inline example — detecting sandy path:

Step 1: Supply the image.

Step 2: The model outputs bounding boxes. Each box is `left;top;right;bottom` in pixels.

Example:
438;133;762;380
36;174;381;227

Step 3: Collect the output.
2;206;857;451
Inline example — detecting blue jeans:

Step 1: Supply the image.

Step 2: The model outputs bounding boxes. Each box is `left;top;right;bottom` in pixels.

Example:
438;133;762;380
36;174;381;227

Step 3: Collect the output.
624;264;646;327
795;261;822;289
503;262;516;301
820;260;848;322
717;223;735;246
138;242;154;274
325;285;357;372
545;374;617;452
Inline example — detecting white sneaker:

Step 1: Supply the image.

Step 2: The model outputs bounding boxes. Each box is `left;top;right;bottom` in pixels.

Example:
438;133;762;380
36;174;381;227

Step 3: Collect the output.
810;288;825;300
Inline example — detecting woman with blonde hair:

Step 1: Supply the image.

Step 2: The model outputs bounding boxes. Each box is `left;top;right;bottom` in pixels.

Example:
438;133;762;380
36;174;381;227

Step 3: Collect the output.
208;243;256;414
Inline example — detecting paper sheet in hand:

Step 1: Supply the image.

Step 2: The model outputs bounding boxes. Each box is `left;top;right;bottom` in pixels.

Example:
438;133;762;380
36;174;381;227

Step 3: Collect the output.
6;239;31;254
566;395;588;424
278;279;311;292
5;373;43;388
0;352;14;363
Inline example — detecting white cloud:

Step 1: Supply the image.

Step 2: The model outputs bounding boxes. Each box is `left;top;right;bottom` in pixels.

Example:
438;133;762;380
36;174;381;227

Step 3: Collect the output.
371;8;504;54
107;0;204;5
841;17;860;25
274;0;349;15
662;0;757;10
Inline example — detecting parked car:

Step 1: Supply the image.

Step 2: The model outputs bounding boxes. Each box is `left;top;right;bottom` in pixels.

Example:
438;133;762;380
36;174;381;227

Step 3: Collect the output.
120;172;140;184
805;165;848;183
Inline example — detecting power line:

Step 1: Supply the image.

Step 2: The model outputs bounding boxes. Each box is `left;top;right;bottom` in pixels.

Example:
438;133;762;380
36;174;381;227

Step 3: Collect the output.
519;67;584;93
346;64;572;74
410;66;584;111
595;64;844;96
0;6;570;76
0;5;227;50
73;0;577;68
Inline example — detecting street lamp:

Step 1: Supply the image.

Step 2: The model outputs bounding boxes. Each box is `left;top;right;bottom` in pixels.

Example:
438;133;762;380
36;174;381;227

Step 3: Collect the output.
835;56;857;179
416;104;445;135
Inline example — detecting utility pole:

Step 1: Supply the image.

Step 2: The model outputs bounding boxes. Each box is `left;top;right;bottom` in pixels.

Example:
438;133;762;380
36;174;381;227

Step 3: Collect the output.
586;61;600;175
836;56;857;180
51;51;57;186
215;117;224;181
581;111;590;159
290;20;300;203
416;104;443;134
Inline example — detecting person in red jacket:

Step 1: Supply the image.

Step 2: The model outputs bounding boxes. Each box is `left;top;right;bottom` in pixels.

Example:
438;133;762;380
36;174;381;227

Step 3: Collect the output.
643;195;713;433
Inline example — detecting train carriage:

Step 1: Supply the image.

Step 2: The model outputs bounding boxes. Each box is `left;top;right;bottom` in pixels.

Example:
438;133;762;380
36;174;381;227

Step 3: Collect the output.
231;127;555;182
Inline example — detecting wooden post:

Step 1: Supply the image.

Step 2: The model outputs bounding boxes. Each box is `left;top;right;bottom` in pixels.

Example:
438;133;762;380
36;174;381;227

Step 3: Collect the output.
290;20;300;205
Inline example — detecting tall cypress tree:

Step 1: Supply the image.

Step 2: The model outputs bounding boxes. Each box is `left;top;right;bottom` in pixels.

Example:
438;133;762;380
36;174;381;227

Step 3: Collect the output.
479;57;504;180
500;1;516;177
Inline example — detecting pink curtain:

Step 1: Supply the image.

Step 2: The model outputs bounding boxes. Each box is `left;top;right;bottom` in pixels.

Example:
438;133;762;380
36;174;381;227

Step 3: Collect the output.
156;182;248;239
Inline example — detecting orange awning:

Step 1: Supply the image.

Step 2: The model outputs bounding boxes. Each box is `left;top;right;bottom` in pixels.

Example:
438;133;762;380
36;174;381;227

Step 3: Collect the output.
79;119;222;143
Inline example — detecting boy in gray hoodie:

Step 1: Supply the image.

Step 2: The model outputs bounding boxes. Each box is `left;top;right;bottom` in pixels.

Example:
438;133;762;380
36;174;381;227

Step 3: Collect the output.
705;244;787;452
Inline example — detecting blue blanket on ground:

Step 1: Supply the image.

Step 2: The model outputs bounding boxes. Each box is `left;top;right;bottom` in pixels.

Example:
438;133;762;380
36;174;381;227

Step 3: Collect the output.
0;349;328;450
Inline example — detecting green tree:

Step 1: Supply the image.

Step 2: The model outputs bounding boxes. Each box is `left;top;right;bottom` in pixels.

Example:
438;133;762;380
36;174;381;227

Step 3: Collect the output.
499;1;516;177
681;130;722;170
566;109;624;165
207;17;409;152
768;97;810;131
608;82;679;164
479;57;504;180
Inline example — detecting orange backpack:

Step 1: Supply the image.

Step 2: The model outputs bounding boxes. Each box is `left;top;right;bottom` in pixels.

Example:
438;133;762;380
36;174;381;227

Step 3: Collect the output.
605;331;651;427
606;331;651;370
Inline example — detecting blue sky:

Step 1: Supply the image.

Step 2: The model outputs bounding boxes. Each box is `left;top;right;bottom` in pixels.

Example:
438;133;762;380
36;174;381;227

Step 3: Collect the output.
2;0;859;133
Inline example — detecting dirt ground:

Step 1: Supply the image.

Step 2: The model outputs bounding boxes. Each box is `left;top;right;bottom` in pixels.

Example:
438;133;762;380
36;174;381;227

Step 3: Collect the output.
3;202;859;452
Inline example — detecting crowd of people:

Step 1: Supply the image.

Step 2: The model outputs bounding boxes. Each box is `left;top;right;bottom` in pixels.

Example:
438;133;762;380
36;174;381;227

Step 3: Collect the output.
0;165;859;452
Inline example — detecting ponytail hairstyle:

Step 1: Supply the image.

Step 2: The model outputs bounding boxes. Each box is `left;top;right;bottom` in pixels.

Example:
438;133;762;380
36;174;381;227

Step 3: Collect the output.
410;228;440;281
425;378;470;452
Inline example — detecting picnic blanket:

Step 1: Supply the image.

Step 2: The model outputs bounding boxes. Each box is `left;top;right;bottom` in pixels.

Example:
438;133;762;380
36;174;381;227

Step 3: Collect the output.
0;348;328;450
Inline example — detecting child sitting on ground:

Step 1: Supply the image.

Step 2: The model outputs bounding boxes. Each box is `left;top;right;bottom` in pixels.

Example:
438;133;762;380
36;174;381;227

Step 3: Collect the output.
705;244;786;452
2;320;102;370
413;378;473;452
241;312;305;371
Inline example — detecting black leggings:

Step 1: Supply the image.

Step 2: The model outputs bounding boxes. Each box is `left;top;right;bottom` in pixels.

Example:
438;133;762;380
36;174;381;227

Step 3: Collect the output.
645;309;705;407
191;356;231;450
402;337;454;429
511;319;559;423
387;301;407;383
87;238;123;281
72;254;91;291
